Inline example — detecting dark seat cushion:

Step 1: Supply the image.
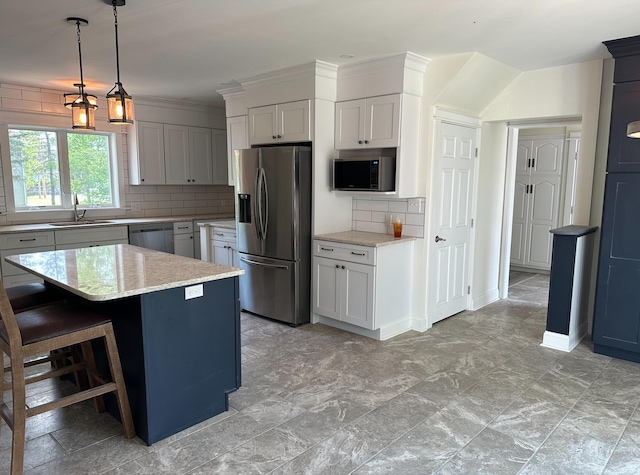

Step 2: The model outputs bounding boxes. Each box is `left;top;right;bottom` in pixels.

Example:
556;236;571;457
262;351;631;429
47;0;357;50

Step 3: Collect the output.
6;283;64;312
0;302;111;346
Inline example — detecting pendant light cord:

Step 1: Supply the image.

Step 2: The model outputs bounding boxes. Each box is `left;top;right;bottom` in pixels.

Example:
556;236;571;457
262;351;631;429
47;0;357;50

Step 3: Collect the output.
75;20;85;95
112;1;122;86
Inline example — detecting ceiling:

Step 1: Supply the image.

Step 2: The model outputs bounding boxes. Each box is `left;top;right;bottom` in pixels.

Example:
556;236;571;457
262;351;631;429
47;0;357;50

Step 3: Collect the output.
2;0;639;106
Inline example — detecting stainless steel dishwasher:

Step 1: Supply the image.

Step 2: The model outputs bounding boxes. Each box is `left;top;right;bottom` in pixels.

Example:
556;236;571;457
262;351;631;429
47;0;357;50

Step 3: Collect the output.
128;223;174;254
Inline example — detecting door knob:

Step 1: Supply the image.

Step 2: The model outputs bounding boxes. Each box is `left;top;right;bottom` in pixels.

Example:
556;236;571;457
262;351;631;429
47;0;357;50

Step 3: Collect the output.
435;235;447;243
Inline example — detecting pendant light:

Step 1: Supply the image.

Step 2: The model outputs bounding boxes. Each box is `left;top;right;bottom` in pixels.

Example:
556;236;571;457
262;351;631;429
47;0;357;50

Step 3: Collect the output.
63;18;98;130
105;0;134;124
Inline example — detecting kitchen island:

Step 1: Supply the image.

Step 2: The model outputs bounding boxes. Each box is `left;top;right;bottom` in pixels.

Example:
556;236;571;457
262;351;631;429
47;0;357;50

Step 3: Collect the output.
5;244;243;445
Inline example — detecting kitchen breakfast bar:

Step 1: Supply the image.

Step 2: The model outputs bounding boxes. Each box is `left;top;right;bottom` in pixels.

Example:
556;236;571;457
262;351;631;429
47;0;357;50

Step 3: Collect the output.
5;244;244;445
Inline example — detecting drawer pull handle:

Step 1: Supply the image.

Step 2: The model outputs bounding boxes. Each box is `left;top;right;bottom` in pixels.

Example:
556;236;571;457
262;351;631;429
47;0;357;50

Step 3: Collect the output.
320;247;334;251
215;233;225;236
351;251;365;256
178;226;189;229
19;238;37;242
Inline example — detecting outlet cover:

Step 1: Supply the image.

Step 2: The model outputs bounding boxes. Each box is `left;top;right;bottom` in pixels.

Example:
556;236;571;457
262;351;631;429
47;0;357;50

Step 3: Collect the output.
408;198;423;214
185;284;204;300
131;202;141;211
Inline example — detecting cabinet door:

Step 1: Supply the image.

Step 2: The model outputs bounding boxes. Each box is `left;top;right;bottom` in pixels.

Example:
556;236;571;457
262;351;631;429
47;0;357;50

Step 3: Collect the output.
137;121;166;184
607;82;640;172
532;137;563;174
249;105;278;145
365;94;401;148
278;100;311;142
342;261;375;329
516;140;533;175
313;256;341;320
510;177;529;266
227;116;249;186
524;174;561;269
174;233;194;258
594;173;640;352
189;127;214;185
212;239;231;266
335;99;366;149
212;129;228;185
164;125;190;184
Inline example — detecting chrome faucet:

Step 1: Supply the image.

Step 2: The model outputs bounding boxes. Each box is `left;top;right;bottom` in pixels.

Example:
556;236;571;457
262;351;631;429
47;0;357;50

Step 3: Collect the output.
73;193;86;222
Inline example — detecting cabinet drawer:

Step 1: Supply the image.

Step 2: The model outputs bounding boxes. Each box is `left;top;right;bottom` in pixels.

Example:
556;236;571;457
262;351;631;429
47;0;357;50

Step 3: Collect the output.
55;239;129;251
0;231;55;249
211;227;236;243
313;240;375;265
173;221;193;234
1;245;55;276
54;226;128;246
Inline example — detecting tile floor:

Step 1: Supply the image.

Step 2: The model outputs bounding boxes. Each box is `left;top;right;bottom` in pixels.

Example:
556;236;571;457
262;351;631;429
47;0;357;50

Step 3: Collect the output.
3;272;640;474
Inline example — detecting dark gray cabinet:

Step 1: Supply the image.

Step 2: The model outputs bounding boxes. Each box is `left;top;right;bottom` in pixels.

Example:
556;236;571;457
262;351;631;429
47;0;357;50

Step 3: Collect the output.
593;36;640;362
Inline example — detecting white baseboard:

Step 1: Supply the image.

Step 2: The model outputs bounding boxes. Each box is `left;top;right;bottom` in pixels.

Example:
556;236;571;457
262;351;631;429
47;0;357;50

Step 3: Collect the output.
379;318;412;340
411;316;430;332
471;288;499;311
540;329;587;352
314;315;413;341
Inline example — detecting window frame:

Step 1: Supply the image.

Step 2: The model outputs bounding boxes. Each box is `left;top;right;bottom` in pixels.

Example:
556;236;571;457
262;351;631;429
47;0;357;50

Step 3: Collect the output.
0;111;126;222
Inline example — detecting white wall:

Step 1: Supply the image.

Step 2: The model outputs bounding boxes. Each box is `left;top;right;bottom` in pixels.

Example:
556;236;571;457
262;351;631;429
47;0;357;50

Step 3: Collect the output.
471;60;604;305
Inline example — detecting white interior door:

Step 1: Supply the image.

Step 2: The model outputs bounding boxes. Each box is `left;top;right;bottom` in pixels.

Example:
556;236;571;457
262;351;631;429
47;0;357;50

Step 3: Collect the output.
429;122;477;324
525;174;561;268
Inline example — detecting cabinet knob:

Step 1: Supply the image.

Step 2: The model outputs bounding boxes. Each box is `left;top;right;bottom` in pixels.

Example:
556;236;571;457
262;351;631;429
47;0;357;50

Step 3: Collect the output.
335;265;339;269
364;140;369;144
277;135;282;139
272;135;277;139
141;178;145;182
342;265;346;269
358;140;363;144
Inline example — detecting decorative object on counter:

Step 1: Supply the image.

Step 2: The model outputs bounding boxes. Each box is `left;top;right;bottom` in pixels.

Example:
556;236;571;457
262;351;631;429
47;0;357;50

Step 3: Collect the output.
63;18;98;130
391;215;403;238
104;0;134;125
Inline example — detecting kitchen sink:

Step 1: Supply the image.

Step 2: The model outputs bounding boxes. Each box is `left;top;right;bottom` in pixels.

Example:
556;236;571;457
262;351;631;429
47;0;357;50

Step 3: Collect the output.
49;220;113;226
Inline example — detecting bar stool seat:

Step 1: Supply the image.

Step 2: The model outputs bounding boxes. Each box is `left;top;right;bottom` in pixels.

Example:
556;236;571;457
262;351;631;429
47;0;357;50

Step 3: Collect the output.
5;283;64;313
0;282;135;475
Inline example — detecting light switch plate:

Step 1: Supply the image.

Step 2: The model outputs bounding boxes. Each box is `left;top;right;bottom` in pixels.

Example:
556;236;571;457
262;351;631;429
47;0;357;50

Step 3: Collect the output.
185;284;204;300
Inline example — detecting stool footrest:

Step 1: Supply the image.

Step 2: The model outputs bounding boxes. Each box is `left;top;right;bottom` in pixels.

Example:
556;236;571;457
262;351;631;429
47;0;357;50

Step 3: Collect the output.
26;382;117;418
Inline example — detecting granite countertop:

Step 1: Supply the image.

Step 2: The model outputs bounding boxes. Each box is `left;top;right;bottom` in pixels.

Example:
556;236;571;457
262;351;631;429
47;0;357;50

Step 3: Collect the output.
197;219;236;229
0;214;235;234
5;244;243;301
314;230;416;247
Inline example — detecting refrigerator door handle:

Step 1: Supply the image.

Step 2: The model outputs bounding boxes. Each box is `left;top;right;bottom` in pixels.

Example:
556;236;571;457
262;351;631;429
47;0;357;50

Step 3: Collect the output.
262;168;269;240
254;168;262;240
240;256;289;270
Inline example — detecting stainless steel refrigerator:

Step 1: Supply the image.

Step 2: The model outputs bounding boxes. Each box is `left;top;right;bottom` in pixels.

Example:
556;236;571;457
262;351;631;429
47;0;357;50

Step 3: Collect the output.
234;145;312;325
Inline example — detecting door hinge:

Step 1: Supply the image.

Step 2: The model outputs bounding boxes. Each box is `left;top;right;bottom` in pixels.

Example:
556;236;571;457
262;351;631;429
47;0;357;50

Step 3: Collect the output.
467;286;471;295
475;148;478;158
471;218;474;228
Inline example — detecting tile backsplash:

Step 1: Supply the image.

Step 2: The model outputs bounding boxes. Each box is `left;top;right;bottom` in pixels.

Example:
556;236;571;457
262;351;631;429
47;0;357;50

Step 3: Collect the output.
352;197;425;238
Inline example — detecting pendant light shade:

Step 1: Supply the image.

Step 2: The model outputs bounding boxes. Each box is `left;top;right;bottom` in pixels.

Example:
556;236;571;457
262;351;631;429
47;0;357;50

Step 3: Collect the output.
105;0;134;124
63;18;98;130
627;120;640;138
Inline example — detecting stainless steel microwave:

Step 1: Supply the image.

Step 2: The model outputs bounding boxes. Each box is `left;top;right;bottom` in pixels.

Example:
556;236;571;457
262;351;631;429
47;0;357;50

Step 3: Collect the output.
332;156;396;192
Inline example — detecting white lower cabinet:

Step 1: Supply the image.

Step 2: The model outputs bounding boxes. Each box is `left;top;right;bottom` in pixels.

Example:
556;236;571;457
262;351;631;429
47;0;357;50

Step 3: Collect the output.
173;221;194;258
312;239;413;333
210;227;238;267
0;231;56;287
54;226;129;250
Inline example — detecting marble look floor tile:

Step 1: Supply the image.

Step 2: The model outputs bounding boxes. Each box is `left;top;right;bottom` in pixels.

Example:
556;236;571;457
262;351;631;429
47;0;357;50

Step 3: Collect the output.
197;413;274;452
276;370;368;409
0;434;65;472
277;397;372;446
602;414;640;474
405;370;479;408
519;406;628;475
270;425;384;475
584;365;640;406
437;427;534;475
353;405;485;474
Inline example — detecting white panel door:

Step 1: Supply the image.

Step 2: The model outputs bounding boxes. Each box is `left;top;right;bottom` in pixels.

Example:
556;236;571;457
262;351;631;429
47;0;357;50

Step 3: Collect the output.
335;99;365;149
313;257;341;320
212;240;231;266
510;177;528;266
342;262;375;329
188;127;213;185
525;175;561;268
211;129;228;185
532;138;563;174
365;94;401;148
516;140;532;174
429;122;477;324
278;100;310;142
137;121;166;184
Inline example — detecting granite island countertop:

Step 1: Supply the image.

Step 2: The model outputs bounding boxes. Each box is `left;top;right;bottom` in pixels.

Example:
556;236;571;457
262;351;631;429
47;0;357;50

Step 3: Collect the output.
5;244;243;301
314;230;416;247
197;219;236;229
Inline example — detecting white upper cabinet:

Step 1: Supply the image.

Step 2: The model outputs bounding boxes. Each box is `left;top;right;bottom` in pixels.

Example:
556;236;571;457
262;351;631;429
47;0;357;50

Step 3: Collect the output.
248;100;311;145
335;94;401;149
132;121;166;185
212;129;228;185
226;116;249;187
165;125;214;185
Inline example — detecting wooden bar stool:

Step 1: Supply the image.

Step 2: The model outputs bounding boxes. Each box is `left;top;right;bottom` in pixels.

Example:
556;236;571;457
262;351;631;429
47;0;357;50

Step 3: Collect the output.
5;283;64;313
0;282;135;475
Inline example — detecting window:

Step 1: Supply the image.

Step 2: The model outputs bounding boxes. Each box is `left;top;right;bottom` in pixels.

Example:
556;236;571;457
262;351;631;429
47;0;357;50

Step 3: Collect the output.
6;127;117;211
